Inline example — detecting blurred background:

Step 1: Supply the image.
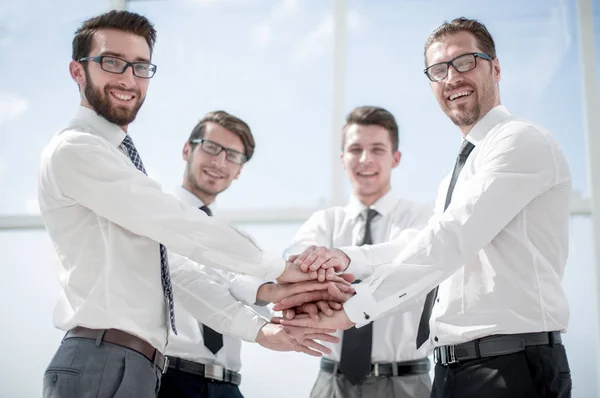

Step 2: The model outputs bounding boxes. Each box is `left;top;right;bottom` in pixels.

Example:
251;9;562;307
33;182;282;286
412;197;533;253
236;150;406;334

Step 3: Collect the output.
1;0;599;396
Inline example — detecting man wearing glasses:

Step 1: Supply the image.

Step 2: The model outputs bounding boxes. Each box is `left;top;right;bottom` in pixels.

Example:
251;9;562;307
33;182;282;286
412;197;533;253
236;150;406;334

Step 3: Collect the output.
158;111;344;398
278;17;573;398
39;11;341;397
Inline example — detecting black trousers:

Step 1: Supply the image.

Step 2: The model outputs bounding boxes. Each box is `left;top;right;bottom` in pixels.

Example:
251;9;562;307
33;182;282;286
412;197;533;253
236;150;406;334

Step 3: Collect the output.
431;344;571;398
157;367;244;398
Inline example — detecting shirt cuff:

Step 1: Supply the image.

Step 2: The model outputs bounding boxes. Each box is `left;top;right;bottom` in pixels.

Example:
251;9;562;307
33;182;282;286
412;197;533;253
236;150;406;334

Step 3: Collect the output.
339;245;371;279
229;308;269;343
343;283;378;328
260;252;286;280
229;275;271;306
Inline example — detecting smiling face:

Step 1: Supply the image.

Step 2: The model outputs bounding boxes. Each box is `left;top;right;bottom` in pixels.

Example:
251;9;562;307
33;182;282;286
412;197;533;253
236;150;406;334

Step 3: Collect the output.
182;121;245;206
426;31;501;134
69;28;150;128
341;123;401;206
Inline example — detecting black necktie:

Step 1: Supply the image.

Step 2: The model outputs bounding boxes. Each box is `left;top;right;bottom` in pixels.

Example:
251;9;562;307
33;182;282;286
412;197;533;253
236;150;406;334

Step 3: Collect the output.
416;139;475;349
121;135;177;334
197;204;224;355
339;208;378;385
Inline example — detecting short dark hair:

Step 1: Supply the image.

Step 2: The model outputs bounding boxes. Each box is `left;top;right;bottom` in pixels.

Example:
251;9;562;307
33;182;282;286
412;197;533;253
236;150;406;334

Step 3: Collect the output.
424;17;496;63
72;10;157;61
188;111;256;161
341;106;399;151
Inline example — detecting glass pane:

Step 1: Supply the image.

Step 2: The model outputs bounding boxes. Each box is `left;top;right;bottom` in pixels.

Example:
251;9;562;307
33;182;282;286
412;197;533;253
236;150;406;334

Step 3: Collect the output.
0;1;111;214
0;0;334;214
2;217;597;397
345;0;590;203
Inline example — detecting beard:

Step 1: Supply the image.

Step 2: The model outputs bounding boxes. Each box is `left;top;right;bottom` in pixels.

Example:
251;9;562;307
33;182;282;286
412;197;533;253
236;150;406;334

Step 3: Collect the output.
447;102;481;127
83;67;145;126
445;74;496;128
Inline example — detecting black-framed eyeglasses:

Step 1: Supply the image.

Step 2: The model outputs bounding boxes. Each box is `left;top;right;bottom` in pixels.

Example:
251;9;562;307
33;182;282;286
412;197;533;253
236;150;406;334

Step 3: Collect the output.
79;55;157;79
190;138;248;165
424;52;493;82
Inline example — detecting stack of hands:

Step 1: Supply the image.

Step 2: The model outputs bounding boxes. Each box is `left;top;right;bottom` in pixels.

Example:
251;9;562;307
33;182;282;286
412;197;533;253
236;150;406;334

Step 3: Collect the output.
254;246;356;357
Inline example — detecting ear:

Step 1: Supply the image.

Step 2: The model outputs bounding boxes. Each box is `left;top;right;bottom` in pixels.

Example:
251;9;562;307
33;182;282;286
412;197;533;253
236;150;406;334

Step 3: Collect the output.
233;165;244;180
69;60;86;88
492;58;501;83
340;152;346;170
392;151;401;168
182;142;192;161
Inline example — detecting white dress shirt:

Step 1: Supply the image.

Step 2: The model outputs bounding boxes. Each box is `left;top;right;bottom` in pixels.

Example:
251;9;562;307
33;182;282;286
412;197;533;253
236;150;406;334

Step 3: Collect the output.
285;191;433;362
343;105;572;347
167;186;272;372
37;106;284;352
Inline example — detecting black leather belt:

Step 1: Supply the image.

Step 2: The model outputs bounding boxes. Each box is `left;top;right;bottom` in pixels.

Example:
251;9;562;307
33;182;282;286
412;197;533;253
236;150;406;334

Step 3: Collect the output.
167;357;242;386
321;357;430;378
434;331;562;366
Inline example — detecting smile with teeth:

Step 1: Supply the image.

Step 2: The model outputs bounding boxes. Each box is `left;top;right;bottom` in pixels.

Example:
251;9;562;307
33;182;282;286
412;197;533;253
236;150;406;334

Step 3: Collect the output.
448;90;472;101
357;171;377;177
204;170;224;179
111;91;134;101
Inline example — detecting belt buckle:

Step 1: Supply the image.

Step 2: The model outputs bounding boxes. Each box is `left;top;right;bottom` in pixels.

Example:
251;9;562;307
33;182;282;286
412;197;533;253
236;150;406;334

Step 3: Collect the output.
437;345;458;366
162;356;170;374
204;364;225;382
443;345;458;365
372;363;379;377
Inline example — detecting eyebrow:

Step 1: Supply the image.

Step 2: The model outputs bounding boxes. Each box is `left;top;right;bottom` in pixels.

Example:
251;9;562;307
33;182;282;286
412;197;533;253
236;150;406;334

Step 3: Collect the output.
99;51;151;63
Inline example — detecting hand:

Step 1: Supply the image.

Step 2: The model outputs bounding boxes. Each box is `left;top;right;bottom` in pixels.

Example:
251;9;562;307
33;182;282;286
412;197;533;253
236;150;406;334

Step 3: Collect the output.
255;322;340;357
291;246;351;279
257;279;355;304
272;309;355;331
272;281;355;320
277;261;353;284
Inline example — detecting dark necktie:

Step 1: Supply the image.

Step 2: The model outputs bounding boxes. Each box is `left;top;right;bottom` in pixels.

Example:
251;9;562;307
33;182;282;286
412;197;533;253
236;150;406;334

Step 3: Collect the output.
339;208;378;385
121;135;177;334
197;205;224;355
416;139;475;349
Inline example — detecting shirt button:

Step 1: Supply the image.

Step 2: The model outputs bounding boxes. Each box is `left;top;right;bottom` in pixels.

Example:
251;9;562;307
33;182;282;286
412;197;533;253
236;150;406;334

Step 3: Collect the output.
434;336;439;342
436;298;440;303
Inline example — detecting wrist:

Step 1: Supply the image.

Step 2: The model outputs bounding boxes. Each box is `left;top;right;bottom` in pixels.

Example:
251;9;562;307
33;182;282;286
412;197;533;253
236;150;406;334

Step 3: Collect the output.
256;282;277;304
255;321;272;343
335;249;351;271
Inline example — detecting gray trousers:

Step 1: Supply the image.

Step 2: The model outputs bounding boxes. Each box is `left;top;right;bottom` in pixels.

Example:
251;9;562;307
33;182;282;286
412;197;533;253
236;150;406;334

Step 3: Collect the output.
43;337;162;398
310;370;432;398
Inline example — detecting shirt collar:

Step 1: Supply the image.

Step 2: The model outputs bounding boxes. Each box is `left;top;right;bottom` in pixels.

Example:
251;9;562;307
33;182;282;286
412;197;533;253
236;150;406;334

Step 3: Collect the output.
173;186;211;211
72;105;127;148
465;105;512;146
345;190;396;220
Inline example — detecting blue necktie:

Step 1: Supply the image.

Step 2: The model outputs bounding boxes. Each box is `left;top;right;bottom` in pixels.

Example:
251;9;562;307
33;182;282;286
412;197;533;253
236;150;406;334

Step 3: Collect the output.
121;134;177;334
416;139;475;348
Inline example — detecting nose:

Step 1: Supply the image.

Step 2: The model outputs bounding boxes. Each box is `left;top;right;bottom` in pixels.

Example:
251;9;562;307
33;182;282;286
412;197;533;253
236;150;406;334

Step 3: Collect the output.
359;149;372;164
115;65;137;88
211;150;228;167
446;65;464;86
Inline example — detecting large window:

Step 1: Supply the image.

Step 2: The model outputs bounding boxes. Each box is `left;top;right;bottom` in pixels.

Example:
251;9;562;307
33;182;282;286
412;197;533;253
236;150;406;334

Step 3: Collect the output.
1;1;598;397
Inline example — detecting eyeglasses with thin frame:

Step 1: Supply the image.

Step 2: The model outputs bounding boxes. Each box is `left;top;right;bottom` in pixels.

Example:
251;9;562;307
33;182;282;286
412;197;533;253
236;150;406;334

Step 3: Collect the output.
190;138;248;165
424;52;493;82
79;55;157;79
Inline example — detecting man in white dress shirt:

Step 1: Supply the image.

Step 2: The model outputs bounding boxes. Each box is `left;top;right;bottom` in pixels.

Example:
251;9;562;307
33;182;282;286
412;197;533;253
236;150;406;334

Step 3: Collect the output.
39;11;340;397
160;111;341;397
282;106;433;398
278;17;573;398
